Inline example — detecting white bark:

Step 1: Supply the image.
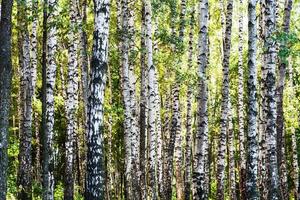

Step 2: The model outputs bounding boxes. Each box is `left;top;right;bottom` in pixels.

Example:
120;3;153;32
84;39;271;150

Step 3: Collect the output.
237;0;246;198
85;0;110;198
227;101;236;200
42;0;58;198
261;0;279;198
121;0;140;197
184;9;194;200
193;0;209;199
246;0;259;199
217;0;233;198
64;0;80;197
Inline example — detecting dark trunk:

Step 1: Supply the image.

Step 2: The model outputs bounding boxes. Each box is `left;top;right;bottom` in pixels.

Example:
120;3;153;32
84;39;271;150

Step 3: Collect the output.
0;0;13;198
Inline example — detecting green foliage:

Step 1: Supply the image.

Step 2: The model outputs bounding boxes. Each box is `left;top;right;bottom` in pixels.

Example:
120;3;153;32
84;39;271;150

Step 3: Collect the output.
274;32;300;63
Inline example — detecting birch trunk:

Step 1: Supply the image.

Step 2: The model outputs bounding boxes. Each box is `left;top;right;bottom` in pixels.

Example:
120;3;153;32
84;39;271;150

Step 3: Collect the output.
291;126;299;200
154;72;163;199
184;9;194;200
217;0;233;198
139;3;148;199
64;0;80;198
30;0;38;94
162;87;180;200
85;0;110;198
121;0;140;197
173;1;187;198
162;93;172;200
17;0;34;197
288;65;299;200
227;101;236;200
258;2;267;197
237;0;246;198
42;0;58;198
78;0;88;190
31;0;39;182
143;0;158;198
0;0;13;197
193;0;209;199
276;0;292;199
174;85;184;200
261;0;279;198
246;0;259;199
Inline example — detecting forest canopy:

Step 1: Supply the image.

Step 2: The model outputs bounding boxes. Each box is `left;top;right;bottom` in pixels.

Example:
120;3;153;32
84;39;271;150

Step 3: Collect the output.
0;0;300;199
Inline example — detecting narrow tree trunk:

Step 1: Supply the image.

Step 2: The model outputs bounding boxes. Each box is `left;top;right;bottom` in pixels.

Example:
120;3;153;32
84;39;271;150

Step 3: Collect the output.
174;86;184;200
154;71;163;199
17;0;34;197
173;1;187;198
237;0;246;198
276;0;293;199
79;0;88;191
228;101;236;200
163;85;181;200
34;112;41;182
0;0;13;197
30;0;38;93
80;0;89;120
261;0;279;198
184;8;194;200
64;0;80;198
144;0;158;198
162;93;172;200
288;65;299;200
121;0;140;198
291;127;299;200
31;0;40;182
217;0;233;198
258;4;267;196
42;0;58;198
139;3;148;199
246;0;259;198
193;0;209;199
85;0;110;198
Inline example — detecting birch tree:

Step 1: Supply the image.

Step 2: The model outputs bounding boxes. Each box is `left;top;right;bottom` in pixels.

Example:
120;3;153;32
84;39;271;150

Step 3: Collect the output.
121;0;140;197
143;0;159;198
276;0;293;198
173;0;187;198
193;0;209;198
237;0;246;198
0;0;13;197
173;85;184;200
261;0;279;198
217;0;233;198
139;3;148;199
42;0;58;198
31;0;40;182
184;8;194;200
288;64;299;200
227;101;236;200
85;0;110;198
246;0;259;198
64;0;80;197
17;0;34;197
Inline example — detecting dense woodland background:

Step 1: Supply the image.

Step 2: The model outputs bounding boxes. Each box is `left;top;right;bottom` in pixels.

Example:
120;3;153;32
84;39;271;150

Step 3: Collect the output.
0;0;300;199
